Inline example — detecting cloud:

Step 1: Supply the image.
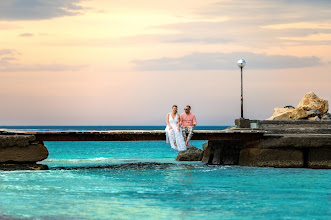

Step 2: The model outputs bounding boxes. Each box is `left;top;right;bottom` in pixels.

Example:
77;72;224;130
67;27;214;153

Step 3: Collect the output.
0;49;19;65
143;0;331;47
0;49;18;56
0;64;85;72
0;0;86;21
0;57;17;65
198;0;331;24
0;48;85;72
19;33;34;37
133;52;324;71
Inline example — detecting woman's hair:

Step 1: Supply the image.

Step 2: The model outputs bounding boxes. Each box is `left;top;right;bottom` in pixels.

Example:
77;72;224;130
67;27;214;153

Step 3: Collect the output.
172;105;178;108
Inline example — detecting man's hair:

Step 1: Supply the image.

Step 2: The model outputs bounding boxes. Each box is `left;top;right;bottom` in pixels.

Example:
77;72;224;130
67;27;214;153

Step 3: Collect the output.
186;105;191;109
172;105;178;108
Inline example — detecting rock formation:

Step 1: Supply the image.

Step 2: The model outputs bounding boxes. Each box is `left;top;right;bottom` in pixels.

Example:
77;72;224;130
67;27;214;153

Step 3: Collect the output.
290;108;308;120
297;92;328;114
0;135;49;170
266;108;294;120
267;92;330;120
175;146;203;161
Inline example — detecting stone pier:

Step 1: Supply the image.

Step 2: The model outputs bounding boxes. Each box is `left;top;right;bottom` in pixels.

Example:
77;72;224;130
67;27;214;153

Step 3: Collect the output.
202;121;331;169
1;121;330;170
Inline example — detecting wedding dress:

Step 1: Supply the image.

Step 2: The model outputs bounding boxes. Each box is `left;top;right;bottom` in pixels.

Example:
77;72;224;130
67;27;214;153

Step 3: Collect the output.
165;113;187;151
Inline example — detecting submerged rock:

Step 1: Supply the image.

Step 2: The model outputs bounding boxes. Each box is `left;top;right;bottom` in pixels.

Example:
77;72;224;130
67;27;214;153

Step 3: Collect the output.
54;162;200;171
0;163;48;171
175;146;203;161
297;92;328;115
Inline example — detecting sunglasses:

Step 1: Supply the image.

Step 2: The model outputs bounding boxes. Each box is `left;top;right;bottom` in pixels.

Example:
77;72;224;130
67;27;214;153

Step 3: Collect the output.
184;108;189;110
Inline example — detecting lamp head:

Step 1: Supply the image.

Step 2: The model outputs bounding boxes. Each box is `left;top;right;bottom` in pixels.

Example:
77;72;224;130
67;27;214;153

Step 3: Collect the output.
237;59;246;68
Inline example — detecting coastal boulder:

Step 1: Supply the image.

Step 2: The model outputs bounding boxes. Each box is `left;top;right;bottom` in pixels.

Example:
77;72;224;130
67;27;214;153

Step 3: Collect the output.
175;146;203;161
297;92;329;115
290;107;308;120
0;135;49;163
266;108;294;120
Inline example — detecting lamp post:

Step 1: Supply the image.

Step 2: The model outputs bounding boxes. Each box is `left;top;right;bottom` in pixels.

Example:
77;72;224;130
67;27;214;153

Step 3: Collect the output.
237;59;246;119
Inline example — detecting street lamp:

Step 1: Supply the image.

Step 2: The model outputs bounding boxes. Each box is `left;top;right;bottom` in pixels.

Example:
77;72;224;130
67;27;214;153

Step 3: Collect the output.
237;59;246;119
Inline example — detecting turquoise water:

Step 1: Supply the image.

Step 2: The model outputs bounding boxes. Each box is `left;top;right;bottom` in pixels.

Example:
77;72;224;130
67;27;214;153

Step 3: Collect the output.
0;126;330;219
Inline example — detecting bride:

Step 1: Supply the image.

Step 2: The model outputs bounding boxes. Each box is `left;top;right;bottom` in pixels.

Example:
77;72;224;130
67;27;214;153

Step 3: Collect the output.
165;105;187;151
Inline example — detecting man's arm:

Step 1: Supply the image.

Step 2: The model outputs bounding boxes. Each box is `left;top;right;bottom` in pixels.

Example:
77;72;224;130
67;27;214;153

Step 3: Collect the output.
193;115;197;126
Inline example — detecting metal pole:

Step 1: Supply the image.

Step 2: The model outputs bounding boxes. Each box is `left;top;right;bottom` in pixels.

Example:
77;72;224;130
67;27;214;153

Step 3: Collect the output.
241;66;243;118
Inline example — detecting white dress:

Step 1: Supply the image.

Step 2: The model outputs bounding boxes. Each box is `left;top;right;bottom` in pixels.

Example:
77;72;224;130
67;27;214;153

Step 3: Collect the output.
165;113;187;151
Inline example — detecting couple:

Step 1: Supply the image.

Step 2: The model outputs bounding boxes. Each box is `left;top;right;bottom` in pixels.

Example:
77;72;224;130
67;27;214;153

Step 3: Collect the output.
165;105;197;151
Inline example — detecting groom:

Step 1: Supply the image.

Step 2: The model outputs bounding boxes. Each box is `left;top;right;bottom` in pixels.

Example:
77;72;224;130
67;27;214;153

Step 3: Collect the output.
180;105;197;146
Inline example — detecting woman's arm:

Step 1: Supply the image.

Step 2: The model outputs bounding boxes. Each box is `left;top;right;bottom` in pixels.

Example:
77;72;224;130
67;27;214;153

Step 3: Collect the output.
177;114;181;130
166;113;172;129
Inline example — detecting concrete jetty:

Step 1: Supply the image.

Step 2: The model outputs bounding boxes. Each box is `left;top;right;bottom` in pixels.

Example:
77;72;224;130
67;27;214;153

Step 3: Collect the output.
0;120;330;170
0;129;265;141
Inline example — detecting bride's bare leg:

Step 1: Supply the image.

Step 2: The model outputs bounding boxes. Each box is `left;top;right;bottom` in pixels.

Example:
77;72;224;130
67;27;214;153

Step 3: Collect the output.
174;142;177;147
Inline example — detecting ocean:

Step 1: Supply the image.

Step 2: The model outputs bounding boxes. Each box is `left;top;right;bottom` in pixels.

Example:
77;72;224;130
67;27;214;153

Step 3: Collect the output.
0;126;330;220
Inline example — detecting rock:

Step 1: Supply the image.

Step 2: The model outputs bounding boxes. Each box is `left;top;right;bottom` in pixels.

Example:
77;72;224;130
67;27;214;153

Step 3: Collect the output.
0;135;35;148
306;109;322;118
0;135;49;163
284;105;295;109
297;92;329;115
175;146;203;161
239;148;304;168
322;113;331;120
308;116;320;121
0;163;49;171
290;107;308;120
308;148;331;169
266;108;294;120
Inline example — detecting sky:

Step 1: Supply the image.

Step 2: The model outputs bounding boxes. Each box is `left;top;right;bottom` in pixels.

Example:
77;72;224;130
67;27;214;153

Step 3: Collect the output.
0;0;330;126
